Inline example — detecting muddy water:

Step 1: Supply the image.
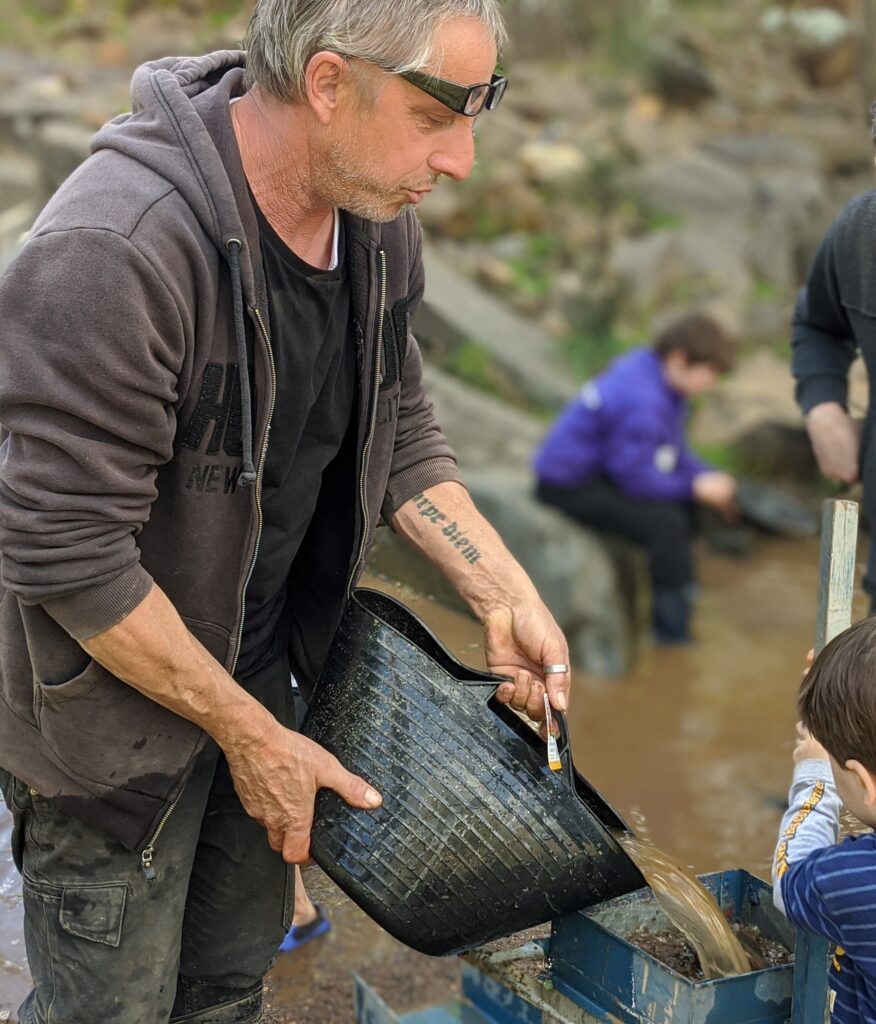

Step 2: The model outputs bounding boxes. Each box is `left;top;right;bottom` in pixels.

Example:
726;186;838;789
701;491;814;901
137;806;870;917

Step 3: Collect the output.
0;537;865;1018
614;832;751;978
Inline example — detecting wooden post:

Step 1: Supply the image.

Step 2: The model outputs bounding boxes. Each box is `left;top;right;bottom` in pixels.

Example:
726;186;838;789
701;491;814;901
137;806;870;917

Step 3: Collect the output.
792;499;859;1024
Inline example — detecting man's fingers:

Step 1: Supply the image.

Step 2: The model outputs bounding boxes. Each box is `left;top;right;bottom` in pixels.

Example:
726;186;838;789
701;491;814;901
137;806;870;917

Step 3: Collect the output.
509;669;533;712
282;832;311;865
525;678;546;721
318;751;383;811
495;681;516;705
543;665;570;712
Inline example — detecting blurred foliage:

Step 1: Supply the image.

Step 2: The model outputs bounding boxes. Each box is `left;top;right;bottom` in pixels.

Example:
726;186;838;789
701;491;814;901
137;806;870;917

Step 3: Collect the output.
690;441;750;477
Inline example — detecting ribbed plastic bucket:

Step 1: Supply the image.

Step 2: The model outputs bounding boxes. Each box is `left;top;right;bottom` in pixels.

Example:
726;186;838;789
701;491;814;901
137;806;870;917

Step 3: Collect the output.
302;588;646;956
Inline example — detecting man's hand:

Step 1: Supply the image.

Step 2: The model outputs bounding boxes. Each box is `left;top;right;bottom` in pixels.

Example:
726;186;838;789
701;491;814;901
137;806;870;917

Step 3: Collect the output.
793;721;829;764
224;722;383;863
484;600;571;718
805;401;861;484
692;471;738;520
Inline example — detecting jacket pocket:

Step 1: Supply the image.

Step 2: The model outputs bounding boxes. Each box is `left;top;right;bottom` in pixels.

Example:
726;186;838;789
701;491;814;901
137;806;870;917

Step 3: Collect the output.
380;299;409;391
35;660;202;791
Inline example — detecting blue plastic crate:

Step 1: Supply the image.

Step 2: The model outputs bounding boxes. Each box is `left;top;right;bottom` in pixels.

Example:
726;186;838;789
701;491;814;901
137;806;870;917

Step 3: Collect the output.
551;870;795;1024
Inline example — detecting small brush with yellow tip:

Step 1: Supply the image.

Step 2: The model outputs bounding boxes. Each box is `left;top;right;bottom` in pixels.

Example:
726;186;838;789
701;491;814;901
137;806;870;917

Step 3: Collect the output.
543;692;562;772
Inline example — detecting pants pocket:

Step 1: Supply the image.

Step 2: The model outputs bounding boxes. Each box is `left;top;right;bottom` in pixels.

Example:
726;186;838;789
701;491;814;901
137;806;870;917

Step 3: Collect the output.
23;875;127;947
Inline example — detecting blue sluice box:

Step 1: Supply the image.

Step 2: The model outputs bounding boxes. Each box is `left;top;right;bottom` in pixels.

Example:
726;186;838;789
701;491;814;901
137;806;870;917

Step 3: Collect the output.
551;870;795;1024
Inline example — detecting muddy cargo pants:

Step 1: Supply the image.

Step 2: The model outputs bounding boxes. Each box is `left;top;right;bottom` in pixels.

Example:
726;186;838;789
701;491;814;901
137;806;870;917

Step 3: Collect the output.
0;656;295;1024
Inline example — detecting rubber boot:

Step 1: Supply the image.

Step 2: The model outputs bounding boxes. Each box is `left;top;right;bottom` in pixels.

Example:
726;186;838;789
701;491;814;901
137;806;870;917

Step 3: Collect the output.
652;586;693;645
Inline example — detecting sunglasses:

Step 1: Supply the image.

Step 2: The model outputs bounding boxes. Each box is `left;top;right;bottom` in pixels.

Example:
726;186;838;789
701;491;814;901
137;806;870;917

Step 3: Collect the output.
397;69;508;117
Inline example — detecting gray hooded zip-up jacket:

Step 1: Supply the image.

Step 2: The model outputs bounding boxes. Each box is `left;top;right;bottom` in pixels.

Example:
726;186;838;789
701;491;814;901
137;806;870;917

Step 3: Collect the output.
0;52;462;852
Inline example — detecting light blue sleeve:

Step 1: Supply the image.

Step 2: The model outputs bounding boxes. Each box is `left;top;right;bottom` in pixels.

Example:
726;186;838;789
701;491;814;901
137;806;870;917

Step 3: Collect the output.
772;759;842;916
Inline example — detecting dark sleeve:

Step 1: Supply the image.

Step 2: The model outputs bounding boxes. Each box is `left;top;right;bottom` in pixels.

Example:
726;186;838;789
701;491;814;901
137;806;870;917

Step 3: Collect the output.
792;215;858;414
382;212;462;524
0;228;186;639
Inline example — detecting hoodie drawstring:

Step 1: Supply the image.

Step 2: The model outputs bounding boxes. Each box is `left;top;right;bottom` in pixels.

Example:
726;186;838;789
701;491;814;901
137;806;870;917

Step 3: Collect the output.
225;238;257;488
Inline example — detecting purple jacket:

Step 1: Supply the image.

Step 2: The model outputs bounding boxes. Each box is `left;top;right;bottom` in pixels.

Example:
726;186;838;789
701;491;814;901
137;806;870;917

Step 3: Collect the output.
533;347;709;501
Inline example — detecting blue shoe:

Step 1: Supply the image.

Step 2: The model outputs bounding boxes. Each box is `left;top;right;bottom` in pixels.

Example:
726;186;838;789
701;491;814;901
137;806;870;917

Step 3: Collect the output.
279;904;332;952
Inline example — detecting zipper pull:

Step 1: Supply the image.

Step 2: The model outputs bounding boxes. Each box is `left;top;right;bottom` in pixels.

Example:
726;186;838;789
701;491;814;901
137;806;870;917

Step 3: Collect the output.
141;846;157;882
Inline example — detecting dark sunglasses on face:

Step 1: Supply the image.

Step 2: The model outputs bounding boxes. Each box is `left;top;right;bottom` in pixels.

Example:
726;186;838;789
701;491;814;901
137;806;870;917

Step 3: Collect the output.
397;69;508;116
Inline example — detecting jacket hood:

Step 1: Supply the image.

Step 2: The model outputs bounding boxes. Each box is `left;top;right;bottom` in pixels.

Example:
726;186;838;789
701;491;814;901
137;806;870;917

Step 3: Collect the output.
92;51;250;275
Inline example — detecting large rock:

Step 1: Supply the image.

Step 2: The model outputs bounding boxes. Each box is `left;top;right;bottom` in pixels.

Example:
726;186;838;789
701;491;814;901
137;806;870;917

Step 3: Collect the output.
643;37;718;108
416;241;577;410
421;364;545;470
626;151;756;221
608;222;751;328
748;168;830;287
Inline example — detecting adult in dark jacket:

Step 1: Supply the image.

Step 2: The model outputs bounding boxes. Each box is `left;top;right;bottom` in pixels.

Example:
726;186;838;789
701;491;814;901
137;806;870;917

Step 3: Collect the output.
534;314;737;643
792;190;876;605
0;4;571;1022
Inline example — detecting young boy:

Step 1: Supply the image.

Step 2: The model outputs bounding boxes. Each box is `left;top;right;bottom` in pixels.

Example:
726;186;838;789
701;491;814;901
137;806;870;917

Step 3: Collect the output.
773;617;876;1022
533;312;737;643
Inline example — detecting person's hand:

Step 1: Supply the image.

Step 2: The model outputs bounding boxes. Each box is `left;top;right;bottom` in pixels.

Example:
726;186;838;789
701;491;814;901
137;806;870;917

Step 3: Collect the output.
224;721;382;863
793;721;829;764
692;471;738;520
483;598;571;719
805;402;861;484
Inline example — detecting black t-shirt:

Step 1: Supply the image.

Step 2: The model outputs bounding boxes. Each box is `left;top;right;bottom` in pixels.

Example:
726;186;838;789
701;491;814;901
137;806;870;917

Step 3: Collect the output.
235;204;356;679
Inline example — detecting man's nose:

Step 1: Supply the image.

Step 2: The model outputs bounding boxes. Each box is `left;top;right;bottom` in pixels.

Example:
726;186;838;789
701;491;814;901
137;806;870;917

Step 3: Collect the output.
429;121;476;181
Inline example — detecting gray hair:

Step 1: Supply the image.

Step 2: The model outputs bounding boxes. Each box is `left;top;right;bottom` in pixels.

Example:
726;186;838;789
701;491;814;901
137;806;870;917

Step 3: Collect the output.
244;0;507;102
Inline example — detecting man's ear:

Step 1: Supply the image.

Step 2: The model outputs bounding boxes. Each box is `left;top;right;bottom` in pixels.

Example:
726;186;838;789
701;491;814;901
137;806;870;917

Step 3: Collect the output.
304;50;350;124
845;759;876;805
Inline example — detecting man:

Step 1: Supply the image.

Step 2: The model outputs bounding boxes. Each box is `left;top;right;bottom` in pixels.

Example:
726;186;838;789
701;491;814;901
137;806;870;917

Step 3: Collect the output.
792;164;876;605
0;3;571;1022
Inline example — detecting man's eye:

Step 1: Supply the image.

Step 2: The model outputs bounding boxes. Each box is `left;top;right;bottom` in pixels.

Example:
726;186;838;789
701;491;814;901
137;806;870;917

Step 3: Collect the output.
421;115;451;130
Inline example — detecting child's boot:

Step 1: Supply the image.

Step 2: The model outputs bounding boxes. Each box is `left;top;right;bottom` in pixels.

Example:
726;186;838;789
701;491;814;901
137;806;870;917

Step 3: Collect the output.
652;586;693;645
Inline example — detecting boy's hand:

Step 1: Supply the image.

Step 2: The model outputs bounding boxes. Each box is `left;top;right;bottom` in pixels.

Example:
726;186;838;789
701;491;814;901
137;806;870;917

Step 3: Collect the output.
793;721;829;764
692;471;739;521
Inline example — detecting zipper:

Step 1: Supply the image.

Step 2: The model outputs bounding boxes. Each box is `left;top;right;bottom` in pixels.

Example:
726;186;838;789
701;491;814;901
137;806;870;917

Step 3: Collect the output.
139;308;276;881
231;306;277;673
140;791;181;881
347;248;387;598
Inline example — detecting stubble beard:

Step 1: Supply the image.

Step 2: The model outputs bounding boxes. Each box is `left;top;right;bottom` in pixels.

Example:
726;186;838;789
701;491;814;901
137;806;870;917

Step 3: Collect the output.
313;139;435;224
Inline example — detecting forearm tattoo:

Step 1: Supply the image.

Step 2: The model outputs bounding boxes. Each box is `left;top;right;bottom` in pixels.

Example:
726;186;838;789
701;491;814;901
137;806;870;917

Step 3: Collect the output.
412;493;483;565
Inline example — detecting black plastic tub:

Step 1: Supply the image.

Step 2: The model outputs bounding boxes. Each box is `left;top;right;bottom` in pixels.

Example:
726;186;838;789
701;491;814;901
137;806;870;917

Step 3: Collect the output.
302;588;646;956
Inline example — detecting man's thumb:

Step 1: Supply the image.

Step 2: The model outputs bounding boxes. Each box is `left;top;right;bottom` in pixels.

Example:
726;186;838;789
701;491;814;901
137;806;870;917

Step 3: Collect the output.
321;755;383;810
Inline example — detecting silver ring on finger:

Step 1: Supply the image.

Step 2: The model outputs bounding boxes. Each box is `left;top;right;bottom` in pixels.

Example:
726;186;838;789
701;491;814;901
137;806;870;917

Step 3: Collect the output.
543;663;569;675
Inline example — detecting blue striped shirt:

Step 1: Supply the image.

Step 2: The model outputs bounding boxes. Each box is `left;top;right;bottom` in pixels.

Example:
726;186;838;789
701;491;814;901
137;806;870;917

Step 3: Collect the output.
775;761;876;1023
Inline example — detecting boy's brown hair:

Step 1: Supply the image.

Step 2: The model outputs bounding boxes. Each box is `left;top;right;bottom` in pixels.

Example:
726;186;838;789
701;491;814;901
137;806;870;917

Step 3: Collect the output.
798;616;876;773
653;313;736;373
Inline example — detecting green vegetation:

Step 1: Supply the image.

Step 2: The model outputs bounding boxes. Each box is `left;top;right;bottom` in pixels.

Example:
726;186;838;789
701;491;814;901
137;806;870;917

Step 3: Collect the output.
561;327;640;382
690;441;749;477
506;233;562;301
751;277;785;303
441;339;554;417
